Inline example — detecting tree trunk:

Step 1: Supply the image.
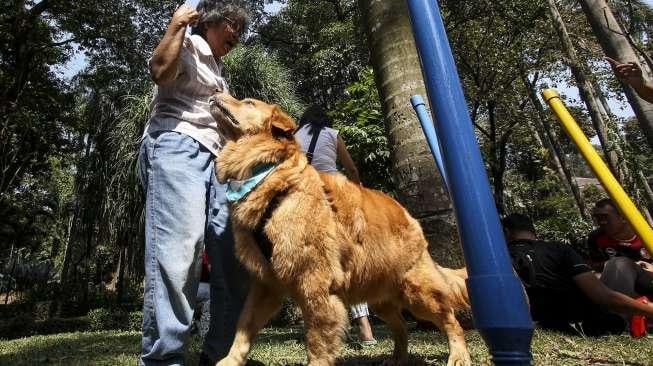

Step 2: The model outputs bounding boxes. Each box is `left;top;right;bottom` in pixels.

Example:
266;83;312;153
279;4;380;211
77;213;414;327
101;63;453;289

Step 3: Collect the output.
115;246;125;303
637;171;653;226
487;101;508;214
520;71;589;219
545;0;623;182
358;0;463;267
578;0;653;149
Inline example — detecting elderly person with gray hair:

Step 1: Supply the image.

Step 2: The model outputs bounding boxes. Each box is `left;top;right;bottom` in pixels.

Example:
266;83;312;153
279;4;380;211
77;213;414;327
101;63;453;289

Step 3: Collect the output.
137;1;250;365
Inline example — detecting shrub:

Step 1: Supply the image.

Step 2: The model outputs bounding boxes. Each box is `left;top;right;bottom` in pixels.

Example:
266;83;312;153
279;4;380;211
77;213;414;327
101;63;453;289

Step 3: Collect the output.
0;314;34;339
88;307;129;331
0;315;89;339
88;308;111;331
127;311;142;331
33;317;89;335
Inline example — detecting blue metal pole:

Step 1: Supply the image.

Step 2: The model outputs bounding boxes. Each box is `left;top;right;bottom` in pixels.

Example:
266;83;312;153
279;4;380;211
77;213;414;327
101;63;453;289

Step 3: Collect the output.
411;95;450;192
406;0;533;364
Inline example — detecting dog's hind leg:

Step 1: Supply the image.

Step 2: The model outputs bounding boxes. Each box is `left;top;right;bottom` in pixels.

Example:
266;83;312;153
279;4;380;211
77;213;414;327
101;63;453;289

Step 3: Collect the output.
297;292;347;366
216;281;282;366
403;259;471;366
371;302;408;366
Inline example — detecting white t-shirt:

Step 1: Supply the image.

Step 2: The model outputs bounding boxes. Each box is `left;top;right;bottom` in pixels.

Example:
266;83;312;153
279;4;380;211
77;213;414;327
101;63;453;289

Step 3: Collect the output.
143;34;228;156
295;124;339;173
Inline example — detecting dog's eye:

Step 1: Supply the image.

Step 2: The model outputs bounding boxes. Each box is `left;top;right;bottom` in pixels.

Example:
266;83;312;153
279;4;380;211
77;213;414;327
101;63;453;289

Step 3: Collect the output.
243;99;255;106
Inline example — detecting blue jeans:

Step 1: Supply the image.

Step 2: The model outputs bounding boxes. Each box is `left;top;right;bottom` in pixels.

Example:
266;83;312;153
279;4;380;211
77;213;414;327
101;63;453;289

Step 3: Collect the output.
138;131;249;366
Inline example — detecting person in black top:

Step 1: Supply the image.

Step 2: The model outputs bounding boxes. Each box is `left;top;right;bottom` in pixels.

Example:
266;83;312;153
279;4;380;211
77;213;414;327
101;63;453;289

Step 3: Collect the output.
502;214;653;335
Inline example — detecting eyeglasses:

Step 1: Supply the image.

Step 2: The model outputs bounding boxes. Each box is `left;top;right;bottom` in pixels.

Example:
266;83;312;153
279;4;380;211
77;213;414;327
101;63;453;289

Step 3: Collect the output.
223;17;244;36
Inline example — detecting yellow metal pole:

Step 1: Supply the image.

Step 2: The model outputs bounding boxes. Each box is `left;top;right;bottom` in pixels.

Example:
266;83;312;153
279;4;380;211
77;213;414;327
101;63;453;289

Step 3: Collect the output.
541;88;653;253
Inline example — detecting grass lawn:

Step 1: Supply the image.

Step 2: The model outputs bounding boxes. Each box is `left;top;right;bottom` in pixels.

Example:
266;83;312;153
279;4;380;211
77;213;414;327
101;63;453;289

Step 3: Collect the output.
1;324;652;365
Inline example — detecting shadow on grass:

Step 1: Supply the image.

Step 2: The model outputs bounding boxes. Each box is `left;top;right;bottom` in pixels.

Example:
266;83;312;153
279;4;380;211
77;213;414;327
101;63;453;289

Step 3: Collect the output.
560;354;651;366
256;328;305;344
0;331;141;366
336;354;447;365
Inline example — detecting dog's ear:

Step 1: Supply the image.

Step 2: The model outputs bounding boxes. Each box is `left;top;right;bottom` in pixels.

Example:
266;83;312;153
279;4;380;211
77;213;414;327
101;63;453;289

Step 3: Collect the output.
268;106;296;139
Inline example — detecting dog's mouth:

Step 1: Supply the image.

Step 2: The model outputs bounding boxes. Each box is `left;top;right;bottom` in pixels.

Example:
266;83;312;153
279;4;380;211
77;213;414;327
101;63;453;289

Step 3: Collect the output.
209;97;240;127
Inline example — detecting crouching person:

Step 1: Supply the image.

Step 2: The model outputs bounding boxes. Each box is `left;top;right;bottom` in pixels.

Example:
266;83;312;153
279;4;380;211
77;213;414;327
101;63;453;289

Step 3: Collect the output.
502;213;653;336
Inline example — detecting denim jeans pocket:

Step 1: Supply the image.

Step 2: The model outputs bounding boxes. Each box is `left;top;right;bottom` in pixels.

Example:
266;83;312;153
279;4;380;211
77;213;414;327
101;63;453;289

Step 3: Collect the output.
150;131;200;160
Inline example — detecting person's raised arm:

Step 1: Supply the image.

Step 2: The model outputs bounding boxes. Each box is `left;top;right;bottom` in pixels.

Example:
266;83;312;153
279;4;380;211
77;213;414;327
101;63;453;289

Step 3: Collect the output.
573;272;653;317
336;135;361;185
606;57;653;103
149;5;199;85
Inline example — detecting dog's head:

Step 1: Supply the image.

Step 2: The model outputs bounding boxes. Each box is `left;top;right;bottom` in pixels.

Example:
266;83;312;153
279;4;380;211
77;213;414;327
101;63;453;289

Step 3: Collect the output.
209;93;296;141
209;93;303;183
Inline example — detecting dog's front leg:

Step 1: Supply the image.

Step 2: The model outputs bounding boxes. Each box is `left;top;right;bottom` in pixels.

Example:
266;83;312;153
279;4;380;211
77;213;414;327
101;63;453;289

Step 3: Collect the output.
297;291;347;366
216;281;282;366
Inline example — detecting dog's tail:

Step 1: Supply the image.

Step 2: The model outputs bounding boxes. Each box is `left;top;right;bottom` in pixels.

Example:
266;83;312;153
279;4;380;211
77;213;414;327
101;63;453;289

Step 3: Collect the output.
439;266;470;309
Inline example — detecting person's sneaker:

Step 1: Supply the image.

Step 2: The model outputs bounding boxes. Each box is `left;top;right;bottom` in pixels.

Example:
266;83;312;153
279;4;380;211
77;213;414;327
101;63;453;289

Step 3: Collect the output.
630;296;649;337
359;339;378;347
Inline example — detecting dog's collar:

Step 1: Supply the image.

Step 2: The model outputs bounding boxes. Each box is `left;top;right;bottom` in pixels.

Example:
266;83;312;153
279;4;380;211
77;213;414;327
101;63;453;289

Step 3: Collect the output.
226;163;277;202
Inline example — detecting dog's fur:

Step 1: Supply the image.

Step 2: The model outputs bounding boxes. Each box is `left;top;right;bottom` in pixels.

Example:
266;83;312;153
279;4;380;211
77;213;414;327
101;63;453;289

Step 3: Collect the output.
209;93;472;366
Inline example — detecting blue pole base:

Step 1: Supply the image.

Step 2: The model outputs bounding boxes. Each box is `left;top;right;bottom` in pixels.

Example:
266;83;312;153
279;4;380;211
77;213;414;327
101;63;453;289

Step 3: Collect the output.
467;274;533;365
480;334;533;365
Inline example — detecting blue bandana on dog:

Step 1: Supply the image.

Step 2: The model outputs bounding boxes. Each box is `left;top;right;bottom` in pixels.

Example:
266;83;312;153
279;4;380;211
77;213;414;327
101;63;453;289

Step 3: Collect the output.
225;164;277;202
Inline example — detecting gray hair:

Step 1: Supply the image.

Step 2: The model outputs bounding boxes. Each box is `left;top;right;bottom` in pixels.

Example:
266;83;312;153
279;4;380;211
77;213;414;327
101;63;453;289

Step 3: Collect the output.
191;0;250;37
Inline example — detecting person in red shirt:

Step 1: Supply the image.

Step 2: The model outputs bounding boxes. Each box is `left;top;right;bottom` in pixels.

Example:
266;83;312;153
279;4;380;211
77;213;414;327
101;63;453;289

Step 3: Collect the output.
587;198;653;298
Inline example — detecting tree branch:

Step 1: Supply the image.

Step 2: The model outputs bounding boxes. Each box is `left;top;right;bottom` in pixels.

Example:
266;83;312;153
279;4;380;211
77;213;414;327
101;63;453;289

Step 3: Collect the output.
473;121;491;138
469;100;490;138
49;37;77;48
27;0;54;19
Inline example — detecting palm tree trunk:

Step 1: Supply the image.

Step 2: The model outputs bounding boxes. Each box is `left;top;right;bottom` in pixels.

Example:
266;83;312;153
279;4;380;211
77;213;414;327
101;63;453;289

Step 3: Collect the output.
358;0;463;267
578;0;653;149
545;0;623;182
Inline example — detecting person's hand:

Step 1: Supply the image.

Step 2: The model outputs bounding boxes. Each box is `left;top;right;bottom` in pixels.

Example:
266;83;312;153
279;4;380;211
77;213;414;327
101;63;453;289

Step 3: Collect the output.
606;57;645;87
636;261;653;272
170;4;199;30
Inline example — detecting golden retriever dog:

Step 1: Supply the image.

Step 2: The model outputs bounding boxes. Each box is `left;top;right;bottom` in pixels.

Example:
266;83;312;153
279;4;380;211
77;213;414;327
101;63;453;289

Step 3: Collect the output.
209;93;472;366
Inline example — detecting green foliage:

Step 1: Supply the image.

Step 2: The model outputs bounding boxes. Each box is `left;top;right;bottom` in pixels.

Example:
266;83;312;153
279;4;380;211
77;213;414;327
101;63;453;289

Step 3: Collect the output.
224;45;304;118
253;0;367;106
503;129;593;246
0;314;34;340
0;315;89;340
127;311;143;332
87;308;113;331
623;117;653;177
88;308;139;332
1;0;178;309
330;68;392;192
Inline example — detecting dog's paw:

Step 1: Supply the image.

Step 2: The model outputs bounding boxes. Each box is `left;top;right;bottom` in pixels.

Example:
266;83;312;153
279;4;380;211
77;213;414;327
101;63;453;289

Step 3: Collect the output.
446;352;472;366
